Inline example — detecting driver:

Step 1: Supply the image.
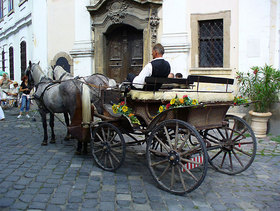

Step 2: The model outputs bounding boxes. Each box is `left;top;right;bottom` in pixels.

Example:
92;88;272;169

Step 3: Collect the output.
127;43;171;91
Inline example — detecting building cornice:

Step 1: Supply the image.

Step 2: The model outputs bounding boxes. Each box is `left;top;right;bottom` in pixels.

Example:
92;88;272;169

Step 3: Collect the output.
0;13;32;41
87;0;162;11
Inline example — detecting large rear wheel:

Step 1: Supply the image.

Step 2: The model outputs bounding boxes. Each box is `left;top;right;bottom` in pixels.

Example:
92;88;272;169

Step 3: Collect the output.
146;119;208;195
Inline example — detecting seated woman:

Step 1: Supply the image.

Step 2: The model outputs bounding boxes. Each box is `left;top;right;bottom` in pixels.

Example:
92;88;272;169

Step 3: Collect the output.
0;73;13;106
6;82;19;106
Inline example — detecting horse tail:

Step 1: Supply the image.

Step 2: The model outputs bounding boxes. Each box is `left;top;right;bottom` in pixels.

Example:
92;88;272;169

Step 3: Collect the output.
81;83;91;128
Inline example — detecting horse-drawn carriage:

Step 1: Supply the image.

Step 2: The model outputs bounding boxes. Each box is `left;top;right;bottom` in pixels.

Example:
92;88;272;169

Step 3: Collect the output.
26;62;256;195
88;75;257;195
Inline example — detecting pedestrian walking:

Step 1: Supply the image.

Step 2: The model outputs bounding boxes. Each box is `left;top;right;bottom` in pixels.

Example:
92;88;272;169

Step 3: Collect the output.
17;76;31;119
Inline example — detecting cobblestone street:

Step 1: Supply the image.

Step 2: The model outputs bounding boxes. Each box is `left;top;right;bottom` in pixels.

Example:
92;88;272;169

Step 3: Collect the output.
0;106;279;211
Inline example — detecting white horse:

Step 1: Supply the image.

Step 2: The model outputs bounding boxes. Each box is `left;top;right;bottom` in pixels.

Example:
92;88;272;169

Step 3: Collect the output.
26;62;92;153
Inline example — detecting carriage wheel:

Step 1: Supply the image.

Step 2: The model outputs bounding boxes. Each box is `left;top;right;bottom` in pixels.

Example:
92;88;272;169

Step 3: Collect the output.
146;119;208;194
90;123;126;171
204;115;257;175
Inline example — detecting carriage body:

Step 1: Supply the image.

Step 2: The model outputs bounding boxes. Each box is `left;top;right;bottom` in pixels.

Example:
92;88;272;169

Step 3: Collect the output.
90;76;257;195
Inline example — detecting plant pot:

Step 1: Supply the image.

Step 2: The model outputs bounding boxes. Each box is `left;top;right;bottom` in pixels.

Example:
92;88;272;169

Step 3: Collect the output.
249;110;272;138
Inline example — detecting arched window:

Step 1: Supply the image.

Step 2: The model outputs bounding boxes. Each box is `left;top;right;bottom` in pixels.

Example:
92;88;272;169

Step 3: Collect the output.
2;49;5;72
9;47;14;80
55;57;70;73
20;41;26;77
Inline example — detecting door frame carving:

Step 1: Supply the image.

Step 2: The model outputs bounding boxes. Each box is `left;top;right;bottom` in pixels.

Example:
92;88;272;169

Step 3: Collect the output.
87;0;162;75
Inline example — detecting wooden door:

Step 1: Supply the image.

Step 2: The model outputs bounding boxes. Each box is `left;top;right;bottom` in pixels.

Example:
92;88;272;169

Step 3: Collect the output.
106;25;143;83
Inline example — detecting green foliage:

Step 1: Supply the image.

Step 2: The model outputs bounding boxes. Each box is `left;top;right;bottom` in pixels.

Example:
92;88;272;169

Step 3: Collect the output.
271;136;280;144
236;64;280;112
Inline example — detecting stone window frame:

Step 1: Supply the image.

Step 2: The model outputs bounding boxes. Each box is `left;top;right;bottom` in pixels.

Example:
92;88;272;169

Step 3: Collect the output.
190;11;231;75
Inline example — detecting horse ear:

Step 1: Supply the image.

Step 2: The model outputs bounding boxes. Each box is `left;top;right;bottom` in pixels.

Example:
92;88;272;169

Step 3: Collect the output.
29;61;32;66
38;61;40;65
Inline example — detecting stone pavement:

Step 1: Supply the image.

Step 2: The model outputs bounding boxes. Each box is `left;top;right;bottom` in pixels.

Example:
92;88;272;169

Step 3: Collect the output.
0;106;279;211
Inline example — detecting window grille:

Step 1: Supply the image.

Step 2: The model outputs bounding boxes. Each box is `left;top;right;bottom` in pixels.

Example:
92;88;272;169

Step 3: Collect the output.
9;47;14;80
20;41;26;77
199;19;223;67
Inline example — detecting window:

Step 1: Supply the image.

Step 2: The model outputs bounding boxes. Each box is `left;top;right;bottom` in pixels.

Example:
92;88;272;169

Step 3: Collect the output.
20;41;26;77
9;47;14;80
199;19;223;67
2;49;5;72
8;0;14;13
0;0;3;19
190;11;231;75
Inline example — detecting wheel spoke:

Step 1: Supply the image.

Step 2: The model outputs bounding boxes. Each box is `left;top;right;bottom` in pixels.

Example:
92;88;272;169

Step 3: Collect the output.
179;162;198;182
178;132;190;152
158;163;171;181
176;166;187;191
232;149;244;167
170;166;175;189
204;132;222;144
210;149;223;161
164;126;173;149
101;128;107;142
228;151;233;171
233;146;252;157
174;122;179;149
94;148;103;154
229;119;237;140
232;128;248;142
216;128;226;140
220;152;227;168
151;159;169;167
108;153;114;169
154;135;170;152
109;151;120;164
108;131;117;144
96;132;105;143
149;149;168;157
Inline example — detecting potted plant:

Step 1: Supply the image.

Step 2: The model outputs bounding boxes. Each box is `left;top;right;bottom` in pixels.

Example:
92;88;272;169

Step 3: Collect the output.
236;64;280;137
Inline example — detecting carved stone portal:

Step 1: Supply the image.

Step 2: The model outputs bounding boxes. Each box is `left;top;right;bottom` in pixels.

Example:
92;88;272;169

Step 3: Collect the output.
87;0;162;74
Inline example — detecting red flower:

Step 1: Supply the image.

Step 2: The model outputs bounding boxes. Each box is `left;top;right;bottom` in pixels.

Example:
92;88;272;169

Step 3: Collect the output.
166;103;171;109
120;101;125;106
183;95;188;98
253;68;258;75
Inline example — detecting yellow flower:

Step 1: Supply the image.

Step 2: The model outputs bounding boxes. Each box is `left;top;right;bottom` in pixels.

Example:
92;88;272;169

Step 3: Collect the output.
192;99;198;105
179;98;184;104
159;106;164;113
170;98;176;105
122;106;128;112
112;105;118;113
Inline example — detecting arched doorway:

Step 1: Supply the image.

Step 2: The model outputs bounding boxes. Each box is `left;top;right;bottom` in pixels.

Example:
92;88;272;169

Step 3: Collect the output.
105;24;143;83
55;57;71;73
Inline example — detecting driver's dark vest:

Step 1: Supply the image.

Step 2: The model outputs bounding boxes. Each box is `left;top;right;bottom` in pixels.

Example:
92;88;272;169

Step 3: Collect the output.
144;59;171;91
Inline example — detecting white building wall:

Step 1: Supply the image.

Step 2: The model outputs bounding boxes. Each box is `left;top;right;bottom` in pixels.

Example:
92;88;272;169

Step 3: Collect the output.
70;0;93;77
0;0;32;83
32;0;48;72
161;0;190;78
239;0;271;72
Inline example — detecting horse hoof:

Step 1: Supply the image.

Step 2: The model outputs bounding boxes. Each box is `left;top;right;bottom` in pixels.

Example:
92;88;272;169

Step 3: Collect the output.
41;141;48;146
50;140;56;144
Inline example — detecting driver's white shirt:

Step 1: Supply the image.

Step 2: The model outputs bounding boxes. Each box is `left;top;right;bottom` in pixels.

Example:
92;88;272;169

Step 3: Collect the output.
132;57;163;89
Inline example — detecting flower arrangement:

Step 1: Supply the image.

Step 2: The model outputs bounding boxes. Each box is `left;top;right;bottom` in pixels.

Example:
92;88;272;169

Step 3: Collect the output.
233;96;249;106
158;95;199;113
112;101;141;125
236;64;280;112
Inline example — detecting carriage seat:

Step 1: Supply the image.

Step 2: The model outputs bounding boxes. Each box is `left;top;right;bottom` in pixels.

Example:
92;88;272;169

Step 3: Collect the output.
127;90;234;103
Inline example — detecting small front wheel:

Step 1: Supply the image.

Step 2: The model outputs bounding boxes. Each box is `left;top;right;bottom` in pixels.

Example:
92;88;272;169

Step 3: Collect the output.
146;119;208;195
90;123;126;171
205;115;257;175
